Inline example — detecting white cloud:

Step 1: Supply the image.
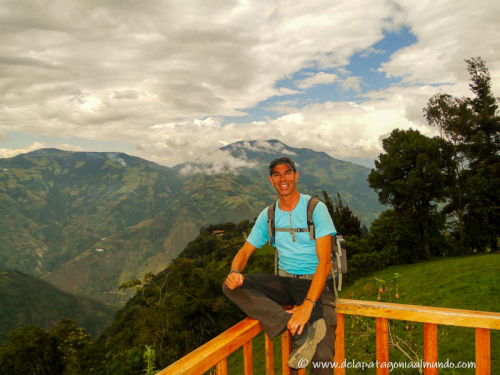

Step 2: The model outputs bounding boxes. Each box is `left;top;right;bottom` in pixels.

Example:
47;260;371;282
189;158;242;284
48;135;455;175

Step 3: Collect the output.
0;130;9;142
0;0;399;140
107;153;127;167
296;72;338;89
0;0;499;169
341;77;362;92
0;142;45;158
380;0;500;94
360;47;383;58
130;84;444;165
179;149;257;175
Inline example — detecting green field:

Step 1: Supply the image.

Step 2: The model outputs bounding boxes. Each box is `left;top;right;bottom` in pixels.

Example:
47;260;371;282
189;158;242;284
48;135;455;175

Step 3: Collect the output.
222;253;500;374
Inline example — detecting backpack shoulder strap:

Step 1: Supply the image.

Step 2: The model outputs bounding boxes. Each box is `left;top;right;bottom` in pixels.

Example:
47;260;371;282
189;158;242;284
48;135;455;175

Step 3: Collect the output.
307;197;321;240
267;203;276;246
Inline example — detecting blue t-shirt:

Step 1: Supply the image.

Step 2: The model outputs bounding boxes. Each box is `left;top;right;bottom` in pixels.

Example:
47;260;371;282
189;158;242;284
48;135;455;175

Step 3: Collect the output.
247;194;336;274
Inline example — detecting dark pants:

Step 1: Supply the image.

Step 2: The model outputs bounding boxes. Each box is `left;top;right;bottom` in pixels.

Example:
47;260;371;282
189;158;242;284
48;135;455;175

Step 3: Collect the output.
222;273;336;375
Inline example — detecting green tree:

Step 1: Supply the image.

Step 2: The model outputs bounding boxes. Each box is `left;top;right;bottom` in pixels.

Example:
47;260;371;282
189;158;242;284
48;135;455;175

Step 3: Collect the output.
0;320;95;375
322;191;362;238
0;325;61;375
424;57;500;251
368;129;456;258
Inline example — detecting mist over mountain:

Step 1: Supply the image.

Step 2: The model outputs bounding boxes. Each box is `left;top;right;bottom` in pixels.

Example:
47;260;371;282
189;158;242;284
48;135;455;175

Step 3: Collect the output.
0;140;382;305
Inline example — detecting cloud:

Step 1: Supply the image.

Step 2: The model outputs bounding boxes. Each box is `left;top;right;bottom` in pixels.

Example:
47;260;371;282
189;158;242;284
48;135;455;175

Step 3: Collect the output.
113;90;139;100
0;0;399;139
341;77;362;92
107;153;127;167
296;72;338;89
0;0;499;170
0;142;45;158
360;47;383;58
132;83;445;166
0;130;9;142
179;149;257;176
379;0;500;93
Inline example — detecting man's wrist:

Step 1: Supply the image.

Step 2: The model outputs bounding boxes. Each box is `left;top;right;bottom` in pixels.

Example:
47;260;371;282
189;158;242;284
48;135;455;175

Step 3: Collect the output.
304;298;316;307
228;270;241;276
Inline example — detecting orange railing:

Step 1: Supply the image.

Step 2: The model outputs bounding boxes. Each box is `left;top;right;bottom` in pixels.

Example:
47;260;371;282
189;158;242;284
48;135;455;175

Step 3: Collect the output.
159;299;500;375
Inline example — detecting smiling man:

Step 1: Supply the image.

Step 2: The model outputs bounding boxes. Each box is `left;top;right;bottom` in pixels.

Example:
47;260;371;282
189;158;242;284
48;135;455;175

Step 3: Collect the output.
223;157;337;373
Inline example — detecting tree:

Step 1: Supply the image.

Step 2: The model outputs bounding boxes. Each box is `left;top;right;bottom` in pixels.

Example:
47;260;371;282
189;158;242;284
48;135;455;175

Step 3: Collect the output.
0;325;61;375
368;129;455;258
321;191;362;237
424;57;500;251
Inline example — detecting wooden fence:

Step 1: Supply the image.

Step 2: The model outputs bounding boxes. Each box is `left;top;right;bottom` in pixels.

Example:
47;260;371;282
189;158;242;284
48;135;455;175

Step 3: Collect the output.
159;298;500;375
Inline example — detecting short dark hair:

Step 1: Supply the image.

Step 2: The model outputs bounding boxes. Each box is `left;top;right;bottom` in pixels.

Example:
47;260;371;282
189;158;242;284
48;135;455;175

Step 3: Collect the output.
269;157;297;175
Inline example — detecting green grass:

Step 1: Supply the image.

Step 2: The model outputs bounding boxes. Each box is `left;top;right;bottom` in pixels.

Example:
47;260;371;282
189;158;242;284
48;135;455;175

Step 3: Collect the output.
223;254;500;374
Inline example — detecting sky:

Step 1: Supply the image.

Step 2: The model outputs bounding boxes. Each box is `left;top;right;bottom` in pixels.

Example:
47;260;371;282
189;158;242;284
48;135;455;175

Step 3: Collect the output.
1;0;499;168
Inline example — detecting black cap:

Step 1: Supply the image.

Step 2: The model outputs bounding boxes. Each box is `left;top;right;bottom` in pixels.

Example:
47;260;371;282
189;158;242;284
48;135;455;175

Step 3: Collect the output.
269;157;297;175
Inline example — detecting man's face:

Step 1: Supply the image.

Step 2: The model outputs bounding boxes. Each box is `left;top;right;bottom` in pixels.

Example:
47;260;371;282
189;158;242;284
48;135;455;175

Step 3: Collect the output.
268;163;299;197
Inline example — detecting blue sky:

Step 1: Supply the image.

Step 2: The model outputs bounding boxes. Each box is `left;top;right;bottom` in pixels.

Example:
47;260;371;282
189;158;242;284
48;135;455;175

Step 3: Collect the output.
224;27;418;126
1;0;499;168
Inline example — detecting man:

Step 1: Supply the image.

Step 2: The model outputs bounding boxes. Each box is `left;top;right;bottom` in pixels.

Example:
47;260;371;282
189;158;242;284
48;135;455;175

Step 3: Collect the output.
223;157;337;373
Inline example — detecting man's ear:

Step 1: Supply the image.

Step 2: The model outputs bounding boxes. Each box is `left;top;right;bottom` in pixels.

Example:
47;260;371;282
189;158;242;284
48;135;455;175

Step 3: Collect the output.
294;171;299;181
268;175;273;184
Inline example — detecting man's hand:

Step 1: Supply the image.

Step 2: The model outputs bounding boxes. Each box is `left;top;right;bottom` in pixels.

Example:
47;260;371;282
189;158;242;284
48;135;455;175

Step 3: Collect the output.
225;272;244;290
286;300;314;336
225;241;256;290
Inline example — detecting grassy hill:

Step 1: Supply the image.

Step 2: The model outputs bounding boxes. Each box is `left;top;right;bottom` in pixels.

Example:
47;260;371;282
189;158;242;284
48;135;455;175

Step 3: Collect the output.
0;268;116;343
223;253;500;374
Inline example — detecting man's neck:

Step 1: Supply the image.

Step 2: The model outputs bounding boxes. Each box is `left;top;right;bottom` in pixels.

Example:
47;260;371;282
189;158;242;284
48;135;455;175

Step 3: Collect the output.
278;191;301;212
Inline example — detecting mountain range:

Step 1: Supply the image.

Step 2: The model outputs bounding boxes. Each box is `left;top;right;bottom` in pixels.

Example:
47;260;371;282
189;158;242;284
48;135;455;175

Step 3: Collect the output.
0;140;383;305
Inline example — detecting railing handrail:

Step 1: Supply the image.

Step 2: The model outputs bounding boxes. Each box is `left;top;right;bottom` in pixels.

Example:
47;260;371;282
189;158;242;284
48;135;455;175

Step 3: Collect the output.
335;298;500;329
158;318;263;375
159;299;500;374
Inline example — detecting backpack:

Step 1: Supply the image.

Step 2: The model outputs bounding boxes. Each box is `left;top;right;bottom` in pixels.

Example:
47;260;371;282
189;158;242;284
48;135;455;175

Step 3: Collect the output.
267;197;347;296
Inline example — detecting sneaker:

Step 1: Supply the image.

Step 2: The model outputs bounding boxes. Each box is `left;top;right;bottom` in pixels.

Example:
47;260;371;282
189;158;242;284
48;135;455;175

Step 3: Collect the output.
287;318;326;369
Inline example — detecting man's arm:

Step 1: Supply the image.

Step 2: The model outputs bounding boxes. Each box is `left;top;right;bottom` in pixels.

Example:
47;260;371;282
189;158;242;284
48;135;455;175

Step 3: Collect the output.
225;241;257;290
286;234;331;336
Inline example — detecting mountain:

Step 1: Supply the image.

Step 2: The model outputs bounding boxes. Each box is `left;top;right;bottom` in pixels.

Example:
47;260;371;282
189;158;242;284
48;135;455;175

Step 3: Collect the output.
1;140;383;305
0;149;182;277
0;268;116;343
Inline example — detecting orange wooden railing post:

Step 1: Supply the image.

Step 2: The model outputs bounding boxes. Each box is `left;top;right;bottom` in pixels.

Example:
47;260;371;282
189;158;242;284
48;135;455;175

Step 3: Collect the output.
243;340;253;375
475;328;490;375
216;358;227;375
376;318;389;375
334;313;345;375
265;333;274;375
281;330;292;375
424;323;438;375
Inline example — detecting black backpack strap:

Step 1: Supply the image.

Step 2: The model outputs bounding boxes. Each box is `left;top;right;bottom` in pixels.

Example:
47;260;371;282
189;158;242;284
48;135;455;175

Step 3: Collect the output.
267;203;276;246
307;197;321;240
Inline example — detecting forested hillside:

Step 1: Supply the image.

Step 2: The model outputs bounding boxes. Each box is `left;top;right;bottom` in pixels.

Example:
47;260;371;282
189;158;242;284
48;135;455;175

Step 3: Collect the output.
0;268;115;343
0;220;273;374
